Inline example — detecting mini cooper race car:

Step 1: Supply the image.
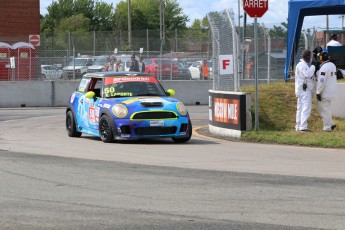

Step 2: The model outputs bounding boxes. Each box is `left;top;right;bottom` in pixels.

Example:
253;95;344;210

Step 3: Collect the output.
66;72;192;143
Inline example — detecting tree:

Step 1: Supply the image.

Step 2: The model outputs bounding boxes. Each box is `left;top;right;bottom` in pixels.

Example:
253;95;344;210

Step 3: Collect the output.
41;0;114;32
113;0;188;31
58;14;91;32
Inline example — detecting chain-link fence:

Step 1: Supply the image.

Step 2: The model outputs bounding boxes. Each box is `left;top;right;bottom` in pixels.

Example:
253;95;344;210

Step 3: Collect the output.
208;9;239;92
1;22;287;82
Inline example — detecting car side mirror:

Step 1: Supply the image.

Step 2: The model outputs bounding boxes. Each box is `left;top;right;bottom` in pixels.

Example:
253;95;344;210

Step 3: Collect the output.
166;89;175;96
85;91;95;99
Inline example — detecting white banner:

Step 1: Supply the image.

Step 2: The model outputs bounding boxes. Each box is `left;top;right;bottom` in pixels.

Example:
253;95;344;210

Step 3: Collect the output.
219;55;234;75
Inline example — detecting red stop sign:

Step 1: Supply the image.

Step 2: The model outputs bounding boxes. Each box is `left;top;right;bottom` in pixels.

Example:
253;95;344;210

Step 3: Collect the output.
29;35;40;46
243;0;268;18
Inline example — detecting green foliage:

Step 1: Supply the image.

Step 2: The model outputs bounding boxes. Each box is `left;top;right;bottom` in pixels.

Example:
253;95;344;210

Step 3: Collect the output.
241;81;345;148
190;19;202;30
41;0;114;32
113;0;188;31
58;14;91;32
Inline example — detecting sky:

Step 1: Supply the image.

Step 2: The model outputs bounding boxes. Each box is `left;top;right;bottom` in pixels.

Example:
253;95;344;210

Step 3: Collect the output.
40;0;344;30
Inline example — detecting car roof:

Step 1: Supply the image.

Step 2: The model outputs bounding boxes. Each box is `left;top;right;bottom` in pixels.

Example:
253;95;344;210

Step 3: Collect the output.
83;71;154;79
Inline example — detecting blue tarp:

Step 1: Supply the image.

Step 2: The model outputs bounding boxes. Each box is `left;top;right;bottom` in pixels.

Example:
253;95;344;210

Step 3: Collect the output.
284;0;345;81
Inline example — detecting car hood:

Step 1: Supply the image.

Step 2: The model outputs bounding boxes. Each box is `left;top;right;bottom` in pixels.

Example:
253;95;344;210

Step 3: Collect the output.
100;96;183;114
63;66;85;70
88;65;103;69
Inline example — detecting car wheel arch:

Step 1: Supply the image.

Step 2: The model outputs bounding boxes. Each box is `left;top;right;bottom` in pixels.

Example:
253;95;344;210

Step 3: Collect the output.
100;108;117;136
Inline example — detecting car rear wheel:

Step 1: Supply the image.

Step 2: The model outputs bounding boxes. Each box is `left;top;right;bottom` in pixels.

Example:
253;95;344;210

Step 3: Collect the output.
172;120;192;143
66;111;82;137
99;115;114;143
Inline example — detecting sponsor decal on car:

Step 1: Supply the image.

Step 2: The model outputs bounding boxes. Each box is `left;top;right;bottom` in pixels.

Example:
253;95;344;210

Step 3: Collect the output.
150;120;164;126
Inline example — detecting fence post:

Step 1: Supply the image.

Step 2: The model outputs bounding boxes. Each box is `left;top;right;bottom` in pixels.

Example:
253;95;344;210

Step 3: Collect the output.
146;29;149;58
175;28;178;52
68;32;71;58
93;30;96;56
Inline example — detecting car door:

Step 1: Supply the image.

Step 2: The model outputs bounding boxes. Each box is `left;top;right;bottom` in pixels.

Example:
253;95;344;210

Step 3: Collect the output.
75;78;102;132
189;62;201;79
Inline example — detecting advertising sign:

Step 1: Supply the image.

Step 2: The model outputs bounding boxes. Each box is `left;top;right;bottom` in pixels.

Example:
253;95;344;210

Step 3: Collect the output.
209;92;247;131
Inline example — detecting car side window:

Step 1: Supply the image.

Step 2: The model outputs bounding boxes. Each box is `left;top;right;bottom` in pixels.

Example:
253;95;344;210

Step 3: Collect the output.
76;78;90;93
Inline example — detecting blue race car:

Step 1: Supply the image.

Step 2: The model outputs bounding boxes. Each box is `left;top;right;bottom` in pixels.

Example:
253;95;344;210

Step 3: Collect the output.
66;72;192;143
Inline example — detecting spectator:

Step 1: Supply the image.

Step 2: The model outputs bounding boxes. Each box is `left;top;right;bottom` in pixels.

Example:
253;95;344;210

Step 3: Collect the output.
327;33;342;48
129;55;140;72
138;56;146;72
246;59;254;79
109;55;116;71
114;59;124;72
104;57;111;71
199;60;209;80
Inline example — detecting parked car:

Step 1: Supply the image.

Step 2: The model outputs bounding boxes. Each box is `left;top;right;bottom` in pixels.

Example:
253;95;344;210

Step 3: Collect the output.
63;57;95;79
144;58;179;79
175;60;192;80
66;72;192;143
189;60;213;79
41;65;64;80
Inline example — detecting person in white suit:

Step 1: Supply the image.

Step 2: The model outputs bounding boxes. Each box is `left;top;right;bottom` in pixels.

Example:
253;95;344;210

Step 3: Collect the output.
327;33;342;47
316;52;337;132
295;50;315;132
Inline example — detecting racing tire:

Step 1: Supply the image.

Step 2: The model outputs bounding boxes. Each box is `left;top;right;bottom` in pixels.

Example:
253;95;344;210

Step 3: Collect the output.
172;120;192;143
66;111;82;137
99;115;114;143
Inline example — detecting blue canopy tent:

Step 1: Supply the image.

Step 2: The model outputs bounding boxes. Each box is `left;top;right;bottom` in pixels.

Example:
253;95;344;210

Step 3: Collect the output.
284;0;345;81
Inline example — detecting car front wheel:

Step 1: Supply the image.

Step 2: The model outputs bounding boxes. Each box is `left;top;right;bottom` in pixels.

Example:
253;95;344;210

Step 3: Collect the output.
99;115;114;143
66;111;82;137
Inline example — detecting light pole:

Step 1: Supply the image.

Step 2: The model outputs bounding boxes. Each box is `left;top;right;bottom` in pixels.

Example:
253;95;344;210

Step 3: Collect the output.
128;0;132;50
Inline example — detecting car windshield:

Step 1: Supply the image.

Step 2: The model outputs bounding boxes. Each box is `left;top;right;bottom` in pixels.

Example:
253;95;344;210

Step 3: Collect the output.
103;76;166;98
68;59;88;66
176;61;185;68
93;57;106;65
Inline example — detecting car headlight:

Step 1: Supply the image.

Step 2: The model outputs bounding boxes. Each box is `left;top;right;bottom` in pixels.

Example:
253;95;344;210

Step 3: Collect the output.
112;104;128;118
176;102;187;116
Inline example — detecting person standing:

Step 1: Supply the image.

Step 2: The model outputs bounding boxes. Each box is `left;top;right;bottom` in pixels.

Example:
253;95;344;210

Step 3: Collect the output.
138;56;146;72
295;50;315;132
327;33;342;48
326;33;344;78
246;59;253;79
316;52;337;132
129;55;140;72
114;59;124;72
199;60;209;80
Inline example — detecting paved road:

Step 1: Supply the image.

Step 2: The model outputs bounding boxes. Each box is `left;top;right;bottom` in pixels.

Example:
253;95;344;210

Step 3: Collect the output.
1;107;345;229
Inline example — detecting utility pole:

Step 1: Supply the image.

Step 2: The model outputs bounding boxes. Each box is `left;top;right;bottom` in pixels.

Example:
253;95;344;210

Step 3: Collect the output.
128;0;132;50
159;0;165;80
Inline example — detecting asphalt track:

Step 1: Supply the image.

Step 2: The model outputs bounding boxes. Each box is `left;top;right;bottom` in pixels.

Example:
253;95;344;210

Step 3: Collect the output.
1;107;345;229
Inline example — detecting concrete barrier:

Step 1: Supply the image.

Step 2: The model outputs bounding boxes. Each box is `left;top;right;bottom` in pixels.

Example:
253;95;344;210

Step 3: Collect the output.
0;80;213;108
1;80;344;120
